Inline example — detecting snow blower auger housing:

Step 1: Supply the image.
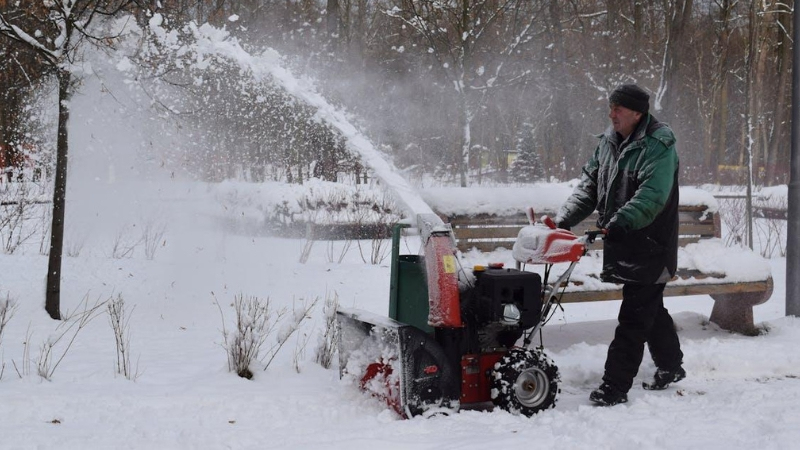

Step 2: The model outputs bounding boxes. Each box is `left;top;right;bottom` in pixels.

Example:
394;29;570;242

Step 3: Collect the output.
337;215;588;418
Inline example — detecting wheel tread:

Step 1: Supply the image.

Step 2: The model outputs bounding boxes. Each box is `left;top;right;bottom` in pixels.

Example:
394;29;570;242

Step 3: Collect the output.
490;348;560;416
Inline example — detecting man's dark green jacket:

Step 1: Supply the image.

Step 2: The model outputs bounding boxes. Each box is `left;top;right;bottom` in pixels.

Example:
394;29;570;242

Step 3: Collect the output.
556;114;679;284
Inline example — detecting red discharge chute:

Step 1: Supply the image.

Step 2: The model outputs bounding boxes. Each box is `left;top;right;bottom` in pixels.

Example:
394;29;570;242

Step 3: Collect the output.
424;233;462;328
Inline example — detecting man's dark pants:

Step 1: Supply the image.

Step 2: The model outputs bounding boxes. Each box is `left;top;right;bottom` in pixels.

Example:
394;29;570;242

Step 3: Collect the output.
602;283;684;392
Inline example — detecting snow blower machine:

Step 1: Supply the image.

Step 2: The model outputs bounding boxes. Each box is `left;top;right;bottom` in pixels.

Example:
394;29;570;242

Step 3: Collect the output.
337;211;601;418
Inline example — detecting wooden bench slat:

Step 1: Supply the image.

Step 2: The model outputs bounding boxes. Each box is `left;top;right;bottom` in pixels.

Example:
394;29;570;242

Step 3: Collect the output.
458;241;515;252
448;215;527;226
450;212;715;230
459;236;708;252
448;208;715;226
678;223;717;236
677;205;714;212
454;225;716;239
678;236;701;246
558;280;773;304
453;225;525;239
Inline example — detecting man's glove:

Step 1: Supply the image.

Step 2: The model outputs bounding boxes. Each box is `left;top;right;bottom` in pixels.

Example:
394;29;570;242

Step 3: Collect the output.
555;221;570;231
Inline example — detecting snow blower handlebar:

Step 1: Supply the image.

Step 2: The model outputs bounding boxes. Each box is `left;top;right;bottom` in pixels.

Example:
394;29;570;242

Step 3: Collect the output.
519;214;606;347
584;228;606;244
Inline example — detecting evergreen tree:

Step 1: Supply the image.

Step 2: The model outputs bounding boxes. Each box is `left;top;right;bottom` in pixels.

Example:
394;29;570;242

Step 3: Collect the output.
510;123;544;183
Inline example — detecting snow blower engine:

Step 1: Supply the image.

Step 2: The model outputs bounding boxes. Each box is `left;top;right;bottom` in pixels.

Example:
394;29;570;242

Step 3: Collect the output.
337;213;596;418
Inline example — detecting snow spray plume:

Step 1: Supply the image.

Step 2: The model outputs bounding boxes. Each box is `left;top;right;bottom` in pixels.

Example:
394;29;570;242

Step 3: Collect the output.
131;15;436;221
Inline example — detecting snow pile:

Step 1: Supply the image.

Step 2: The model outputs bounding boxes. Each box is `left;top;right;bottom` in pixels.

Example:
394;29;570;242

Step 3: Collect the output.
678;187;720;211
421;183;575;217
677;238;772;283
699;183;788;205
759;184;788;201
423;185;719;217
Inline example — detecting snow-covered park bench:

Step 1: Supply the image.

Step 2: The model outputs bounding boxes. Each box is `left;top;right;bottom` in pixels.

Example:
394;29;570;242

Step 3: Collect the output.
422;186;773;335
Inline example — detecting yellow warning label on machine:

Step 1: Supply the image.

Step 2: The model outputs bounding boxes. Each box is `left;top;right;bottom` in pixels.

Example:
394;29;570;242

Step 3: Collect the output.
442;255;457;273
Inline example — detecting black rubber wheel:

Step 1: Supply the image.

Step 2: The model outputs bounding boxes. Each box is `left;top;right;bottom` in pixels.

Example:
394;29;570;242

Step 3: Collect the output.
490;348;559;416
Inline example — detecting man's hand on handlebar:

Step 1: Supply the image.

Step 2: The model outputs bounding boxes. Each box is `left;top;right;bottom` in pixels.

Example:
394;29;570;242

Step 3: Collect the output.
585;229;607;244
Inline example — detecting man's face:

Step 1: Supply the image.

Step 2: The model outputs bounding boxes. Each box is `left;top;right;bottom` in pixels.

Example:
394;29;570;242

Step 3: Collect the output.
609;103;642;138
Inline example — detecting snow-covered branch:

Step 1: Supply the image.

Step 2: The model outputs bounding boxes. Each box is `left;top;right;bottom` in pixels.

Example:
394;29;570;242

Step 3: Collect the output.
0;17;60;64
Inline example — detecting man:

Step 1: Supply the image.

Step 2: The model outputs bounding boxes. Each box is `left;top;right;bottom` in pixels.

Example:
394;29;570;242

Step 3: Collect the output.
554;84;685;406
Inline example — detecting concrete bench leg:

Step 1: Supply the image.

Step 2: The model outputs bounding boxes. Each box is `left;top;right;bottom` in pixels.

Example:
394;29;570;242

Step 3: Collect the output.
709;278;774;336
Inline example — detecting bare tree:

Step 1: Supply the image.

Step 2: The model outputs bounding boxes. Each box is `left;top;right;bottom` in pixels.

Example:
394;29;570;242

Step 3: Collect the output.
327;0;341;41
654;0;694;115
386;0;544;186
0;0;137;319
699;0;734;182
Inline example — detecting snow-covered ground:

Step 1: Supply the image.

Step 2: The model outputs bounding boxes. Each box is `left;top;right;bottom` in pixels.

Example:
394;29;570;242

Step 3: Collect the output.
1;175;799;450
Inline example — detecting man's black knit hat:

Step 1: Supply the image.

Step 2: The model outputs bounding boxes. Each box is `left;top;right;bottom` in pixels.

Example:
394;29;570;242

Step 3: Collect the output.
609;84;650;114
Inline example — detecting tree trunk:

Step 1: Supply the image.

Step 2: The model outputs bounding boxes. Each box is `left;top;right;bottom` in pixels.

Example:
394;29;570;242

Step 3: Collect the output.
741;0;760;249
708;0;732;183
458;94;471;187
632;1;643;73
715;79;729;177
657;0;693;115
753;19;770;182
45;69;71;320
766;6;792;184
327;0;340;44
0;58;25;179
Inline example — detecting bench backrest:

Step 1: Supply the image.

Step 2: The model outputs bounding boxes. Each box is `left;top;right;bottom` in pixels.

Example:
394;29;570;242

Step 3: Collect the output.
444;205;720;253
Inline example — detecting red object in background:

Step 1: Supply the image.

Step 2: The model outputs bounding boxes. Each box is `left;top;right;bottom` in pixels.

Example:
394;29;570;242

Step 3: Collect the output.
424;233;462;328
460;352;505;404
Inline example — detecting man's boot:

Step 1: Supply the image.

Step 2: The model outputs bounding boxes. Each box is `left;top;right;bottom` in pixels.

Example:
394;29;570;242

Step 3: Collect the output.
589;382;628;406
643;366;686;391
